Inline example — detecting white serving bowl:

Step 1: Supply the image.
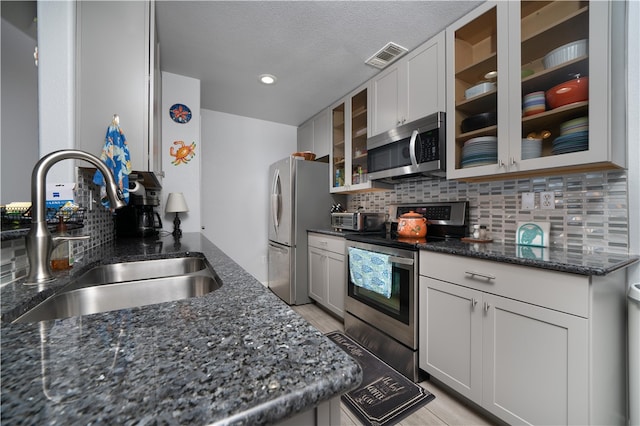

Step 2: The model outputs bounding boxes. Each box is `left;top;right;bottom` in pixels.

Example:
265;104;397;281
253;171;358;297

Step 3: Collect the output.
543;39;588;69
465;82;496;100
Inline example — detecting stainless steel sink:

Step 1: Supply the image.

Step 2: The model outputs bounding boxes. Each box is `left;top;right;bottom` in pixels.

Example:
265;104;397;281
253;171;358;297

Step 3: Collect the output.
64;256;209;289
12;256;222;323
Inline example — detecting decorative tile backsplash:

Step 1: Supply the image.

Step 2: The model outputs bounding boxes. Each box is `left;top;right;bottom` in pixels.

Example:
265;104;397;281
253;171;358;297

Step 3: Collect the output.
0;169;114;286
348;170;629;254
71;168;116;261
1;168;630;287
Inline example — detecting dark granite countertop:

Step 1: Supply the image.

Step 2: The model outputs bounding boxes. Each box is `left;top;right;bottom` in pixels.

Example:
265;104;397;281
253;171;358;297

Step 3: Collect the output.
309;229;638;276
307;229;366;238
418;240;639;276
1;233;362;425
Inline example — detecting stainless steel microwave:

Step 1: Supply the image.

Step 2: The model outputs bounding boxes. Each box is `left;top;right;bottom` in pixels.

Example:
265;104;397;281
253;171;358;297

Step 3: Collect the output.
366;112;445;181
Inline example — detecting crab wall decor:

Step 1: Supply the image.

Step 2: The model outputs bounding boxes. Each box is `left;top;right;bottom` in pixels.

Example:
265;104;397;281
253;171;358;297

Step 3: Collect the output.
170;141;196;165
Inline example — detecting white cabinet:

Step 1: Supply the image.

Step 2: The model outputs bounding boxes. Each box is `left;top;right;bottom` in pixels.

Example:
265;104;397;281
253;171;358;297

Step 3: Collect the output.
308;233;346;318
297;109;330;158
76;0;159;172
329;84;391;194
369;65;401;137
297;120;314;154
313;109;330;158
419;278;483;402
369;32;445;137
419;251;627;425
446;1;626;180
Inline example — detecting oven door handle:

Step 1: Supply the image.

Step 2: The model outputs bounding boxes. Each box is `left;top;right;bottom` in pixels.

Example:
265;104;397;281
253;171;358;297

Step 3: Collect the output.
388;256;414;266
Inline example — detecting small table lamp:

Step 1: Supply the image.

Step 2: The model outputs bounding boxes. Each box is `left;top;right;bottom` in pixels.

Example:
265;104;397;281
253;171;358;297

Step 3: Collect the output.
165;192;189;237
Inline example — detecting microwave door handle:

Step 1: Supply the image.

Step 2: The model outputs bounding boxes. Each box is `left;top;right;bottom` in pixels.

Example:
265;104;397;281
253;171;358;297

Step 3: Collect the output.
271;170;281;231
409;130;419;167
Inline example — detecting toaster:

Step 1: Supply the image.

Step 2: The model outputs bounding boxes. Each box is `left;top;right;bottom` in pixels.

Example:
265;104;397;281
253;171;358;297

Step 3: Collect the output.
331;212;385;231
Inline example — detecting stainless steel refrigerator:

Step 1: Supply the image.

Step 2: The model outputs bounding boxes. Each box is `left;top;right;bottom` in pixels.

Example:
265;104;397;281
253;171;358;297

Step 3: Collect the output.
268;156;342;305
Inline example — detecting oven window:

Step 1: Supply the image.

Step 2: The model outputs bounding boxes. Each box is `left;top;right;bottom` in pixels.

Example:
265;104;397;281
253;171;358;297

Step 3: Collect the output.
348;262;410;324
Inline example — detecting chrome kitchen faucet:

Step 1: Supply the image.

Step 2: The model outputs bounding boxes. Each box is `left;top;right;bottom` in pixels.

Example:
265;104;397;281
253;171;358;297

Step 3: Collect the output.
24;150;127;284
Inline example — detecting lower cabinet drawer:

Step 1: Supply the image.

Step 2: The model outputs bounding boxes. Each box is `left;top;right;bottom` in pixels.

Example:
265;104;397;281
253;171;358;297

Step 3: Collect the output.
308;233;345;255
419;251;589;318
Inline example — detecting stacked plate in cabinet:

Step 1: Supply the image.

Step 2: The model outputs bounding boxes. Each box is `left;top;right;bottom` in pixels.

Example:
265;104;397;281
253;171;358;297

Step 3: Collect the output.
552;130;588;155
461;136;497;168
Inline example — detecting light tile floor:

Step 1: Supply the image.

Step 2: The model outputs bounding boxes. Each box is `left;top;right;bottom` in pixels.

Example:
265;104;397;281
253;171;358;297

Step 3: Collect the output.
292;303;499;426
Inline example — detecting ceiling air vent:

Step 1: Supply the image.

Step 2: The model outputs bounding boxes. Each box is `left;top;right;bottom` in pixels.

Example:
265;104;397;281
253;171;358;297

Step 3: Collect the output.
365;42;408;69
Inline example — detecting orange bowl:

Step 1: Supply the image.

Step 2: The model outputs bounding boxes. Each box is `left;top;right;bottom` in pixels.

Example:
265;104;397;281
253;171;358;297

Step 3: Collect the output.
546;76;589;109
292;151;316;161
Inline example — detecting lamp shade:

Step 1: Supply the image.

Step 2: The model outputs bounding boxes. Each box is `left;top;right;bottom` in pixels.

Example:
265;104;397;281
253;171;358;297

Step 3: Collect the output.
165;192;189;213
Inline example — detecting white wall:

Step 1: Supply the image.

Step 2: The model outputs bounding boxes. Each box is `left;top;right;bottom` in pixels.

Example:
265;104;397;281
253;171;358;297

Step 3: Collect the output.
37;0;75;183
200;109;297;283
628;0;639;286
161;71;201;234
1;16;39;204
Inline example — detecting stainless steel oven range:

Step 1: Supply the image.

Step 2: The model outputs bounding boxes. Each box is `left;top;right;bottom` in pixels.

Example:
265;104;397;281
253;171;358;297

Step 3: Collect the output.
344;201;468;382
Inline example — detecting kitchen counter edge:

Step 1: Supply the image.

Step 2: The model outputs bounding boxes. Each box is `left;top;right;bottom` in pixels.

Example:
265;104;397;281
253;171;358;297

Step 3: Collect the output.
308;229;639;276
1;233;362;425
418;240;639;276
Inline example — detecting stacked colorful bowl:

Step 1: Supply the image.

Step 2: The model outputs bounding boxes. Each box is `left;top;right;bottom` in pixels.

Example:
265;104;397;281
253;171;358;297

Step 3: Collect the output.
461;136;497;168
523;91;546;116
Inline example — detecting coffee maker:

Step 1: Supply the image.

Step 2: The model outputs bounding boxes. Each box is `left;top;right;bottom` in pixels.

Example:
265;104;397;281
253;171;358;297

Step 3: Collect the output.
115;174;163;238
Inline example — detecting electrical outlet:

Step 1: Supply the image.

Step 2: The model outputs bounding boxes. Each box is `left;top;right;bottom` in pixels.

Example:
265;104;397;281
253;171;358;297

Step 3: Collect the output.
541;191;555;209
521;192;535;210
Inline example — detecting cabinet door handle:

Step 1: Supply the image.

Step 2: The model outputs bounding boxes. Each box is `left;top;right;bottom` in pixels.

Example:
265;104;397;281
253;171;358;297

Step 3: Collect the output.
471;298;478;308
484;302;491;312
465;271;496;281
510;157;517;166
498;159;505;168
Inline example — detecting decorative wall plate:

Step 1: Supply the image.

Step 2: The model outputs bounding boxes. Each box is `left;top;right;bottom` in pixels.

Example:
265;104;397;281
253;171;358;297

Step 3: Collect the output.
516;221;550;247
169;103;192;124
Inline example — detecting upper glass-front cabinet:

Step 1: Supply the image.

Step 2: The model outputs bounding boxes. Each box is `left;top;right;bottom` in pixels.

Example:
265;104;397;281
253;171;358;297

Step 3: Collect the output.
350;89;368;186
448;4;502;177
517;1;589;163
447;0;626;180
330;85;391;193
331;102;346;189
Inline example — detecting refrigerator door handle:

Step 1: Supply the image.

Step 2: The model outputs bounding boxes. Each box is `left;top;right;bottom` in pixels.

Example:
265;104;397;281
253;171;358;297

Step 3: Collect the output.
271;169;281;232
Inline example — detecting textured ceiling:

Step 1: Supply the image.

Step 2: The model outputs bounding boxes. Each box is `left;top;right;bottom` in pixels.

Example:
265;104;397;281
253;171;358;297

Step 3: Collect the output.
155;1;482;127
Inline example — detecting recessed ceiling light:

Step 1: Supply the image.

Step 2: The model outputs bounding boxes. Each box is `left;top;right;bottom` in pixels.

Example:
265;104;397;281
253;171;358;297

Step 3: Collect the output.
259;74;277;85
